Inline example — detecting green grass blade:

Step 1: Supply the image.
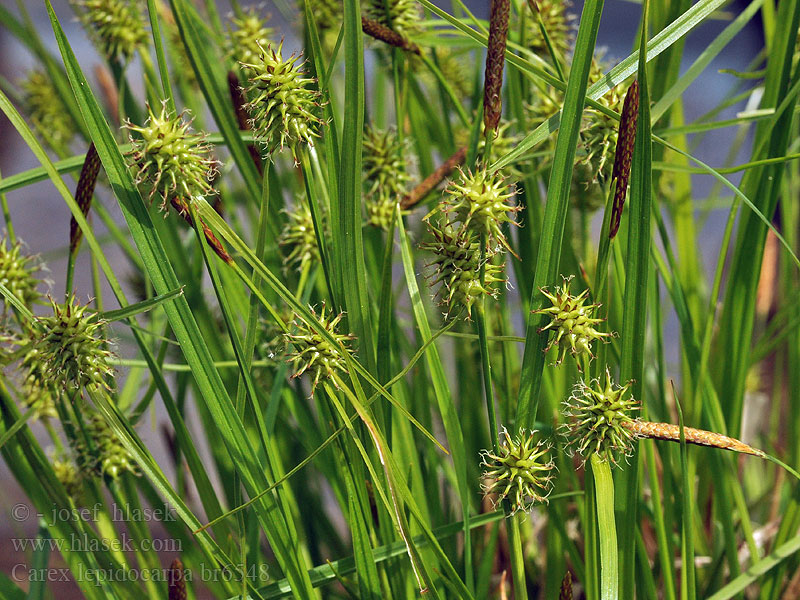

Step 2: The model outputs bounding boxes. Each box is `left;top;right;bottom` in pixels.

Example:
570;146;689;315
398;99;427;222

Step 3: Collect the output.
515;0;605;430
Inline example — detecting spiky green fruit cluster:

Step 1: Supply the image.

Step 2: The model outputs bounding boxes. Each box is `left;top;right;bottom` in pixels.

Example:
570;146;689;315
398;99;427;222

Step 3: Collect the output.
534;276;611;366
526;0;575;62
418;48;472;100
441;167;519;254
0;238;41;311
75;0;147;60
481;428;555;514
279;202;320;272
365;0;421;37
363;126;410;230
53;455;85;500
75;414;138;479
226;8;274;68
243;43;323;161
126;104;219;212
21;70;76;152
421;224;504;318
298;0;341;51
31;296;113;391
285;305;355;390
574;59;626;209
562;369;638;465
20;348;56;419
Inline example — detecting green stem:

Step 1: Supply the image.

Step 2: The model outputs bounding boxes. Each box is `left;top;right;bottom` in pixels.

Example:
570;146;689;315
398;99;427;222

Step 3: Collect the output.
590;454;618;600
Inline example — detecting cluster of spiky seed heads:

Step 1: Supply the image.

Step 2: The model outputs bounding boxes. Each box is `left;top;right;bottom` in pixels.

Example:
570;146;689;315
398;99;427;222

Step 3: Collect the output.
562;369;639;466
226;8;274;69
29;296;114;391
125;104;219;212
298;0;341;50
526;0;576;62
279;202;321;272
441;167;519;254
74;414;138;479
481;428;555;514
285;305;355;390
242;42;323;161
0;238;41;312
53;455;85;500
534;276;611;367
420;224;504;318
74;0;147;60
363;126;410;230
21;71;76;152
365;0;422;37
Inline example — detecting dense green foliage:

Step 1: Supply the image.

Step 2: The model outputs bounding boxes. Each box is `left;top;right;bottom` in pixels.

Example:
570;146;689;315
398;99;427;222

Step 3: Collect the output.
0;0;799;598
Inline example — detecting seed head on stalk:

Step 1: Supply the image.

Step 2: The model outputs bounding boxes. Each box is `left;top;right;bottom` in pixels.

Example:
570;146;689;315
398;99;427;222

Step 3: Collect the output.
440;167;519;255
74;0;148;61
285;304;355;391
481;428;555;514
29;296;114;392
21;70;76;152
0;238;42;312
226;7;274;69
242;42;324;161
421;223;505;319
74;414;138;479
364;0;422;38
534;276;611;366
363;126;411;229
125;103;219;213
562;369;638;466
280;202;321;272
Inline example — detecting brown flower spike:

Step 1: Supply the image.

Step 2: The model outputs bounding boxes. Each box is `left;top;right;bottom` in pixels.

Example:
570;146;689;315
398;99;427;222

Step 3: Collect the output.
361;16;421;55
483;0;510;132
70;143;102;255
609;79;639;238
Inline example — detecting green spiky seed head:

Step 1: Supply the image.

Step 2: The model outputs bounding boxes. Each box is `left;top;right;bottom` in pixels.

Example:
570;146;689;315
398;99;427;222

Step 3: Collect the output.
75;414;138;479
226;8;274;68
441;167;519;254
75;0;147;60
243;42;323;160
574;59;626;209
526;0;575;62
421;224;505;318
53;455;85;500
21;70;76;152
297;0;342;51
363;126;410;230
481;428;555;514
562;369;639;465
280;202;320;272
0;238;41;311
534;276;611;366
125;103;219;212
365;0;422;37
285;304;355;390
19;349;57;420
32;296;114;391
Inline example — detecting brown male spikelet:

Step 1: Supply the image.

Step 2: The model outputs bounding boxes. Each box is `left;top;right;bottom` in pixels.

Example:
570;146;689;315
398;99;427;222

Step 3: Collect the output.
483;0;510;132
609;79;639;238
